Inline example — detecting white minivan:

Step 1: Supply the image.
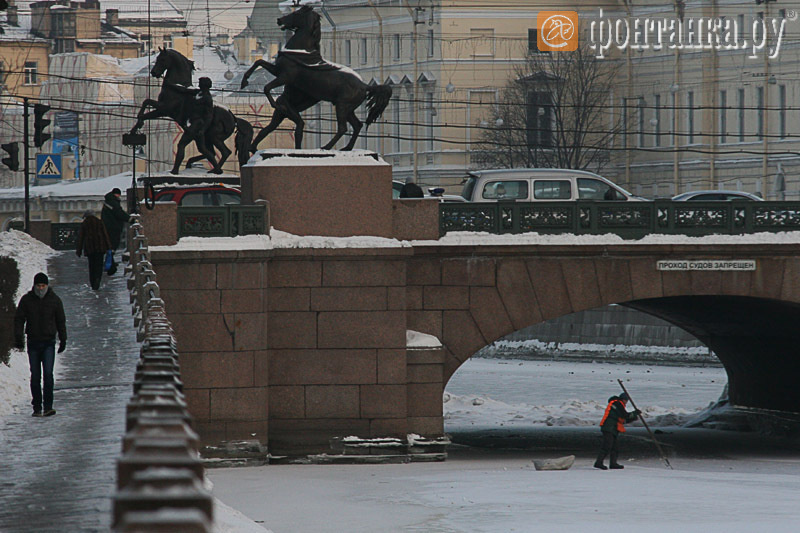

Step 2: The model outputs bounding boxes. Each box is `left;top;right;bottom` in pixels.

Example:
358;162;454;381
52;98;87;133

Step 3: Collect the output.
461;168;642;203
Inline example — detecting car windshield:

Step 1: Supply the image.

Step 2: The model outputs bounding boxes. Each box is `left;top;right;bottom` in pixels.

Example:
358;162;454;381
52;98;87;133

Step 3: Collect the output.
461;176;477;200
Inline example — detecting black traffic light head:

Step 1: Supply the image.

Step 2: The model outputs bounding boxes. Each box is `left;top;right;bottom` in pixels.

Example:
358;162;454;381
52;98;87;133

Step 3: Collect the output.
33;103;51;148
2;142;19;171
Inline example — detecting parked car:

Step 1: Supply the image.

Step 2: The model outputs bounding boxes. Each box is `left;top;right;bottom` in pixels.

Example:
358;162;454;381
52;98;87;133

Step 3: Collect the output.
153;185;241;206
460;169;643;202
392;180;466;202
671;190;763;202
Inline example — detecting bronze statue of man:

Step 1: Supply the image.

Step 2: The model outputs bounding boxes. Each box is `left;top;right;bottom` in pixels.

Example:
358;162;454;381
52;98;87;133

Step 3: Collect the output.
166;77;222;174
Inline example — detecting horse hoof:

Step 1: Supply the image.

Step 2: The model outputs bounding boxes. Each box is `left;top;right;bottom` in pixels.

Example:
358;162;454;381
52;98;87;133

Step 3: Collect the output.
209;169;224;175
169;169;180;175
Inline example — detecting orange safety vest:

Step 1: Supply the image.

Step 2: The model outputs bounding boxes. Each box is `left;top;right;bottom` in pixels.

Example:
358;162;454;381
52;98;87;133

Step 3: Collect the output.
599;399;627;433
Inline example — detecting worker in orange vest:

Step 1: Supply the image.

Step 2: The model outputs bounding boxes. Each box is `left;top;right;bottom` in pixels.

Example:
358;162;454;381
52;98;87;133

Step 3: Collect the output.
594;391;640;470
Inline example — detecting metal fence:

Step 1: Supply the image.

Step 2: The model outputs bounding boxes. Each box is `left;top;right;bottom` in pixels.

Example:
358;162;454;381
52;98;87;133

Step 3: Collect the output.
440;200;800;239
177;204;267;239
113;214;213;532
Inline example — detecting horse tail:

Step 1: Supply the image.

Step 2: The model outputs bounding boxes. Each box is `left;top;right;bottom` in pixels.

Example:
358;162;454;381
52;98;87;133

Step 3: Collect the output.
365;84;393;127
234;116;255;167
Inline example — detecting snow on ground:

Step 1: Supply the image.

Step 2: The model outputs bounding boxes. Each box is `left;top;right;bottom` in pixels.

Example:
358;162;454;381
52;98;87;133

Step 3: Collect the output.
0;231;57;417
208;359;799;533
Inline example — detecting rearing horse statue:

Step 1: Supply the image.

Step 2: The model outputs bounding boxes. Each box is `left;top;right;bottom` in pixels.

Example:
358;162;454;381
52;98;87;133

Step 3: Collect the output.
130;47;253;174
240;4;392;151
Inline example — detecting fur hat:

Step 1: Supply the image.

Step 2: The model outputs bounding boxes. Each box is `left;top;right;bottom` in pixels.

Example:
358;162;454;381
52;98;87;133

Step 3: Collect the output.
33;272;49;285
82;210;94;218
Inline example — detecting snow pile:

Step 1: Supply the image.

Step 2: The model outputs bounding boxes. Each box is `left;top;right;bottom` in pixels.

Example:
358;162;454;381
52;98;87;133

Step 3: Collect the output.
420;230;800;246
480;338;716;365
152;229;408;252
407;329;442;348
443;392;699;429
0;230;57;417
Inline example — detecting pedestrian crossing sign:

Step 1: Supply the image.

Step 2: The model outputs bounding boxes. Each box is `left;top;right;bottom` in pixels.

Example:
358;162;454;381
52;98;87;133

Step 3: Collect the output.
36;154;62;178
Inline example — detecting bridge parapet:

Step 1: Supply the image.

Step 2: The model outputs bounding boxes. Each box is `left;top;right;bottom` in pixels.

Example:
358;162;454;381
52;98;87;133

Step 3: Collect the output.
113;215;216;532
440;200;800;238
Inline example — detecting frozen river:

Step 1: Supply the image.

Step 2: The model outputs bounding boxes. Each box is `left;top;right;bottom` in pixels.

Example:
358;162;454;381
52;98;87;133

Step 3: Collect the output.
209;358;800;533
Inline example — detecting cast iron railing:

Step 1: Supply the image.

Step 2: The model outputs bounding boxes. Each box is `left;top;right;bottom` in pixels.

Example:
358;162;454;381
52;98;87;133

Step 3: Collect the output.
440;200;800;239
113;213;213;532
177;204;267;239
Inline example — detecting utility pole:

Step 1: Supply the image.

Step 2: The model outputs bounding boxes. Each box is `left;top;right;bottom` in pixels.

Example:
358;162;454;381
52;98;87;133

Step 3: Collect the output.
23;98;30;233
366;0;384;155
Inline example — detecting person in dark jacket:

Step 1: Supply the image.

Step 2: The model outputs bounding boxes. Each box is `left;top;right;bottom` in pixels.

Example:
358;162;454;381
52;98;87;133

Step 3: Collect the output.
594;391;640;470
14;272;67;417
101;187;131;275
76;210;112;290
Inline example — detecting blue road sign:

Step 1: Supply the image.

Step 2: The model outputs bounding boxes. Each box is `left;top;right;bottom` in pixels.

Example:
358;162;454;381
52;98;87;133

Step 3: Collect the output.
36;153;62;179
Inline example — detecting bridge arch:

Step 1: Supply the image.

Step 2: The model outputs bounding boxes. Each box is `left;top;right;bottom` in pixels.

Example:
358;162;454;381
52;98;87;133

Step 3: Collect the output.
407;247;800;414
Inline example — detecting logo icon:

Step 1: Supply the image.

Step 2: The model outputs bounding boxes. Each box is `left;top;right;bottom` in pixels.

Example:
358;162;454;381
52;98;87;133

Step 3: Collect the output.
537;11;578;52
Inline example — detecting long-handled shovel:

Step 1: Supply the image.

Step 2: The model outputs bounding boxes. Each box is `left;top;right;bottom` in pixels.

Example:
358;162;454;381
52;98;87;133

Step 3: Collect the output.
617;379;673;469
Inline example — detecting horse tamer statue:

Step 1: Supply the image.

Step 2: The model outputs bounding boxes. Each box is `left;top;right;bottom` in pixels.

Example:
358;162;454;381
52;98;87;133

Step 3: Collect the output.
129;47;253;174
240;4;393;151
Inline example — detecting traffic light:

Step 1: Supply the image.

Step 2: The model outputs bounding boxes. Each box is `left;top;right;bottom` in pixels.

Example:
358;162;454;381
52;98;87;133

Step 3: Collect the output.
1;142;19;171
33;103;51;148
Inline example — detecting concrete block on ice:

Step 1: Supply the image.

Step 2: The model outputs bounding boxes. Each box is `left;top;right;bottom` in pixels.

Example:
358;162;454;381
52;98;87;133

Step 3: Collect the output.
533;455;575;471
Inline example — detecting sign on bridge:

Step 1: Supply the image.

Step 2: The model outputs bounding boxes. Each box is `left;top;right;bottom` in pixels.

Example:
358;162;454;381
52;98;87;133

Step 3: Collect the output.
657;260;757;271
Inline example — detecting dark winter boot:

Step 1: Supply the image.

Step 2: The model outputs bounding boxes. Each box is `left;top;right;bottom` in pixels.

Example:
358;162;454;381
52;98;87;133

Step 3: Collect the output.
594;453;608;470
609;452;623;469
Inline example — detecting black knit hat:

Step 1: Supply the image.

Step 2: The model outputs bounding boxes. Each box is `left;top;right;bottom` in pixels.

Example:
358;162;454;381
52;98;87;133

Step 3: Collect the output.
619;392;630;401
33;272;49;285
111;188;122;195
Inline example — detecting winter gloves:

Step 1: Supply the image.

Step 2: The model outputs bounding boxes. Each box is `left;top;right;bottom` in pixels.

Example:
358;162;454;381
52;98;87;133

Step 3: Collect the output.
58;340;66;354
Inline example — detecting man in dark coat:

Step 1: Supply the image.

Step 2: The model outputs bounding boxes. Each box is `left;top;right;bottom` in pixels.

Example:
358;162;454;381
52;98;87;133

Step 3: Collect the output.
101;187;131;275
594;391;640;470
14;272;67;417
76;210;112;290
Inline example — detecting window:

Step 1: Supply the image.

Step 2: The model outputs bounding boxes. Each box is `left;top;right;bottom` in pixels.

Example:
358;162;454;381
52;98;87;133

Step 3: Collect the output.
163;34;173;49
482;180;528;200
719;90;727;144
393;98;401;152
687;91;695;144
360;38;367;64
526;90;552;149
621;98;628;148
393;34;401;60
528;28;549;54
470;28;494;57
0;61;5;85
427;29;434;57
216;192;240;205
533;180;571;200
654;94;661;147
738;88;745;141
637;99;644;147
577;178;625;200
24;62;38;85
426;91;435;151
757;86;764;140
345;40;352;65
737;14;745;42
670;92;677;146
779;85;786;139
180;191;214;206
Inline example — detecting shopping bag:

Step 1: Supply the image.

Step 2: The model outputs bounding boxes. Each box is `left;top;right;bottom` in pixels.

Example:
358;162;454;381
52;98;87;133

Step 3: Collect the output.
104;250;113;272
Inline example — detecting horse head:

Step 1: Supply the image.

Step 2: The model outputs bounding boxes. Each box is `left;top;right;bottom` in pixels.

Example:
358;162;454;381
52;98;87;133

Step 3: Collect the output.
278;5;321;52
150;47;195;86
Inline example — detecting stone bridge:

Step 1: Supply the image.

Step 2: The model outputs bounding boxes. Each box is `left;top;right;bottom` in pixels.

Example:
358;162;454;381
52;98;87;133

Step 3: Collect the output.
143;152;800;457
149;240;800;456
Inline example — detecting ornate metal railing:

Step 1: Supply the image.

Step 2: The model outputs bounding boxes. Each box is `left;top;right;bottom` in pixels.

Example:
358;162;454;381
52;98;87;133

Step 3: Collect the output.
440;201;800;239
113;214;213;532
177;204;267;239
51;222;81;250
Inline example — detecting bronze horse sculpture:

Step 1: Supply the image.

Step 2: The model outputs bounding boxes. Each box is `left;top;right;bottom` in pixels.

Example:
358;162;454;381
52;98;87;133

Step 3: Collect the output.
130;47;253;174
240;5;392;151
